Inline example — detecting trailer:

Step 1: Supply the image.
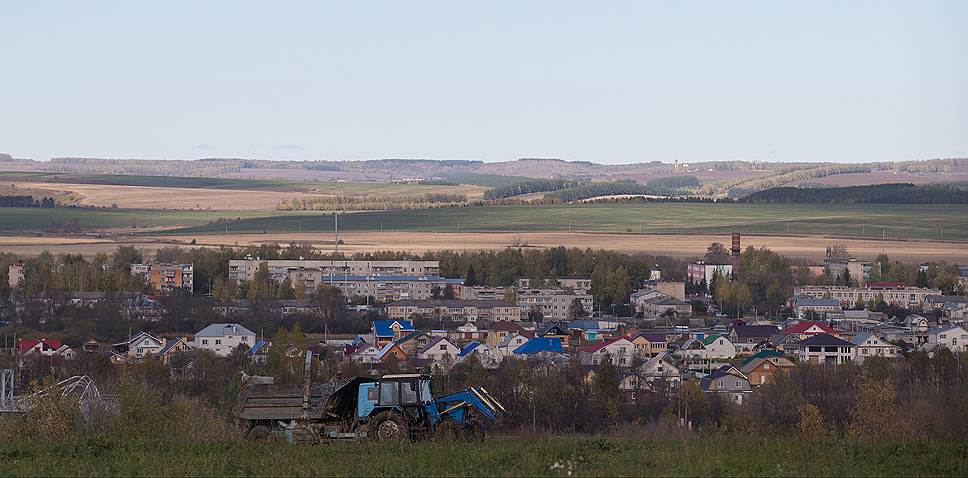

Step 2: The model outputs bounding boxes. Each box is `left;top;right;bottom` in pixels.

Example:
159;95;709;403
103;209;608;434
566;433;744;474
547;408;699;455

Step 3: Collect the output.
234;352;504;443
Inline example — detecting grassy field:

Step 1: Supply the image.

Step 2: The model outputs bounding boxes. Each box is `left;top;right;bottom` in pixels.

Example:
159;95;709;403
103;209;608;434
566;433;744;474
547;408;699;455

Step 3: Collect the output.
164;203;968;241
0;436;964;476
0;207;285;232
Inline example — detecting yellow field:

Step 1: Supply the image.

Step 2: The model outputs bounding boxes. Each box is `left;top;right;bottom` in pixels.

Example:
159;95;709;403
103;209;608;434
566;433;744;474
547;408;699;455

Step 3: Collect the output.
11;181;320;211
2;231;966;262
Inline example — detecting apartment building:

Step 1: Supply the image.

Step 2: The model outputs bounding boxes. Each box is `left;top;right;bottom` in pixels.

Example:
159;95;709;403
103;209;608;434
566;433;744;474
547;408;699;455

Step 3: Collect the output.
794;285;941;309
228;259;440;283
516;289;594;321
516;276;591;293
687;261;733;285
131;263;194;294
387;299;523;322
299;274;461;302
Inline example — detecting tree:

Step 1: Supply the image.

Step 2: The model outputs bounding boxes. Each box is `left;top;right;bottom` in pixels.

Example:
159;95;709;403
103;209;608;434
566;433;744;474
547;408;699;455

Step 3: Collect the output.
315;285;345;324
464;264;478;287
841;267;853;287
278;277;295;299
442;284;456;300
246;262;272;300
705;243;730;264
430;285;442;300
567;298;588;320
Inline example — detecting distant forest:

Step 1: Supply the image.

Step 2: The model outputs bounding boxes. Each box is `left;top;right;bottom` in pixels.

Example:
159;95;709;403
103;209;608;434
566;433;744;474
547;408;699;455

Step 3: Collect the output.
547;180;671;202
0;195;57;208
483;179;586;200
645;175;699;189
740;183;968;204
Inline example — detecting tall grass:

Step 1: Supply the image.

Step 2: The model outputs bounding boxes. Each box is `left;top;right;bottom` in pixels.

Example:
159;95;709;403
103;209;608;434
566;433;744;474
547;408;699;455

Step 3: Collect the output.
0;435;964;477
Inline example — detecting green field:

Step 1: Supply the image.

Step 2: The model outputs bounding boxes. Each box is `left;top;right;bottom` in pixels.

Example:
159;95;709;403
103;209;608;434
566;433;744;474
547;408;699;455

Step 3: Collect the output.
0;436;963;476
0;207;285;232
2;203;965;241
164;203;968;241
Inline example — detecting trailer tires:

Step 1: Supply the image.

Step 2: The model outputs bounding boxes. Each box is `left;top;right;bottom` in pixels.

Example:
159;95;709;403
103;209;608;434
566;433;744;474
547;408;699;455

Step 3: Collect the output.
369;411;409;442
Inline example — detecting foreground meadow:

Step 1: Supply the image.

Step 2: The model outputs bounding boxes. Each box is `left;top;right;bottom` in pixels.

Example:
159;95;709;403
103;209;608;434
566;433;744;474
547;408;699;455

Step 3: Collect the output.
1;436;965;477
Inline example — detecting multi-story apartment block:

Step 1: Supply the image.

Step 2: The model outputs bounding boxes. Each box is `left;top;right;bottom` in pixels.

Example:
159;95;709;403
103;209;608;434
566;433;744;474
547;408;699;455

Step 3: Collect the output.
131;263;194;294
387;299;523;322
463;286;594;320
687;261;733;285
228;259;440;283
794;285;941;309
516;289;594;321
516;276;591;293
302;274;460;302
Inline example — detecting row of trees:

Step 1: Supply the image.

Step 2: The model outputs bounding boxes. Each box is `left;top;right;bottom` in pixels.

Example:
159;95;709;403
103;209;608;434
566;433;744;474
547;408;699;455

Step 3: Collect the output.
278;193;468;211
741;183;968;204
482;179;586;200
0;195;56;207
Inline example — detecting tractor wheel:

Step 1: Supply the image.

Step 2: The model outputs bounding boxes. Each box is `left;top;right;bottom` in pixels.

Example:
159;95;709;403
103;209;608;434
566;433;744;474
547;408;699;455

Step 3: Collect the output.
369;411;409;443
246;424;271;441
433;419;465;442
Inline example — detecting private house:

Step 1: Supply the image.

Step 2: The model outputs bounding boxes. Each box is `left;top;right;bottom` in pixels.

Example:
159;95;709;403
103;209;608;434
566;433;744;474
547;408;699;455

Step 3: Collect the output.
82;339;100;353
700;365;752;404
496;333;530;357
375;342;408;365
451;322;487;344
740;356;795;386
796;334;855;364
17;338;74;360
158;337;193;365
371;320;415;348
194;323;256;357
347;343;381;365
783;321;836;340
849;333;900;363
511;337;564;358
457;341;501;368
536;322;571;347
114;331;165;359
728;325;781;351
628;332;668;357
416;337;460;362
903;315;930;333
927;324;968;353
485;321;527;348
247;340;271;364
395;332;433;357
636;353;682;388
579;337;636;367
678;335;737;360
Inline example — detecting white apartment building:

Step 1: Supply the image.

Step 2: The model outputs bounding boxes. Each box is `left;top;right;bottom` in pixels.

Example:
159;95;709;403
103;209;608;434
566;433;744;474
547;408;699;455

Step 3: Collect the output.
228;259;440;283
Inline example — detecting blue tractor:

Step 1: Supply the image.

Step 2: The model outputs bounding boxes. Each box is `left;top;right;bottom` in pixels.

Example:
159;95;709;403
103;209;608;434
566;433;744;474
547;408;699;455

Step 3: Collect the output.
235;354;504;442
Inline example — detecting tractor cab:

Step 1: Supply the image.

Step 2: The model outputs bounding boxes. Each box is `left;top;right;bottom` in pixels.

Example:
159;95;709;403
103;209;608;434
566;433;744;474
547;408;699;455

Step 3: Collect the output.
356;374;432;421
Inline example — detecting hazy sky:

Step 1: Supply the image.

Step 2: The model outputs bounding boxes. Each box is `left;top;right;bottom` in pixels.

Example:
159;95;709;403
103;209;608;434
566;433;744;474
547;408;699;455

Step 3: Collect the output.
1;1;965;164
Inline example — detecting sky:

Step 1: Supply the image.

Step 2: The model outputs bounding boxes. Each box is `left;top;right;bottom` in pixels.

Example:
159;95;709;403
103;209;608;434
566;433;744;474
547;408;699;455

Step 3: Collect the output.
1;1;966;164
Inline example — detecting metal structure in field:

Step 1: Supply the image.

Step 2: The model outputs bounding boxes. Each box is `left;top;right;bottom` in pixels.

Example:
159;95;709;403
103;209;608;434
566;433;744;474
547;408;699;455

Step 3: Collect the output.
0;369;14;412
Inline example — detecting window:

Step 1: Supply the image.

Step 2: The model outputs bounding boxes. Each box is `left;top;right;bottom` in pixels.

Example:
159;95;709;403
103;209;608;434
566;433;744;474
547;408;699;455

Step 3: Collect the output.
202;339;209;345
400;382;418;404
367;387;378;401
439;344;447;351
735;381;742;388
379;383;399;405
215;339;222;345
717;380;724;388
